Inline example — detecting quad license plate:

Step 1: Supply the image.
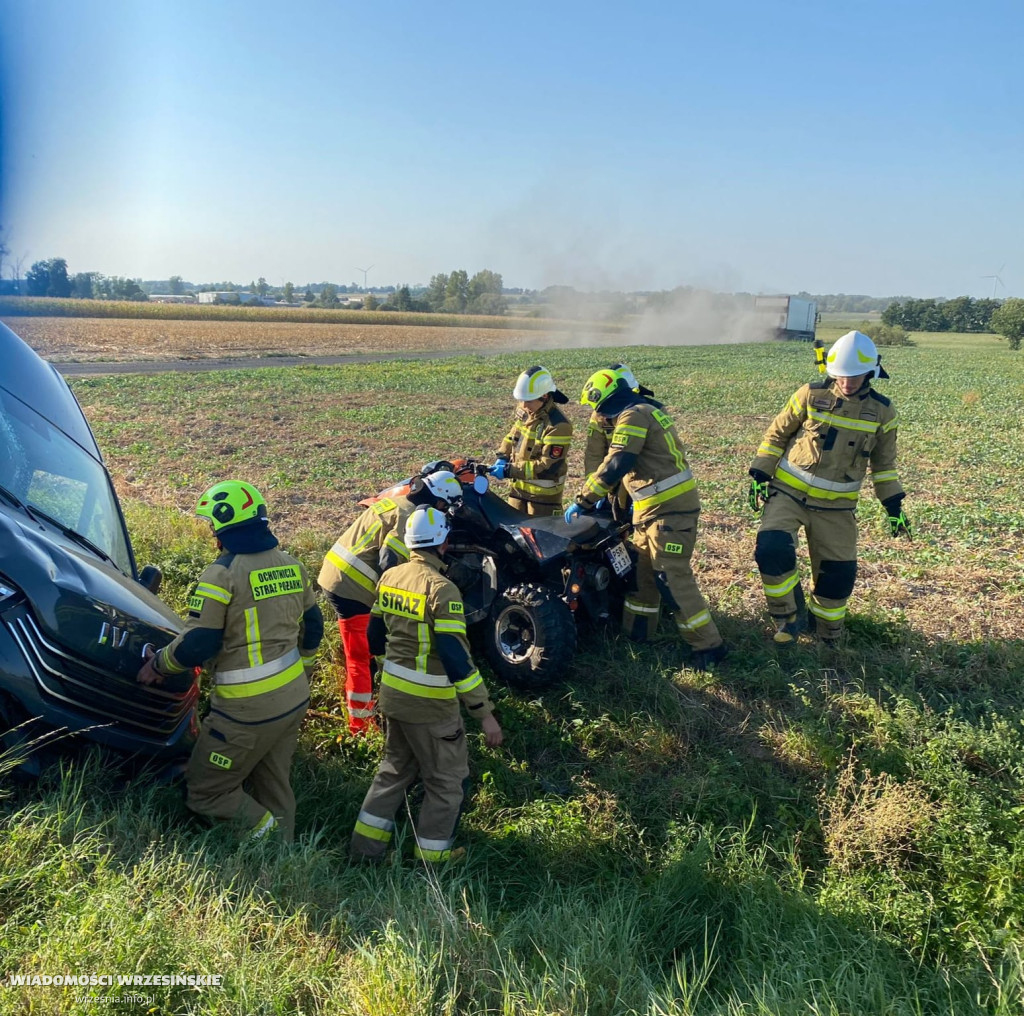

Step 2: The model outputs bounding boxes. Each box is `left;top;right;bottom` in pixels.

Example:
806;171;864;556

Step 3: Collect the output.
606;541;631;577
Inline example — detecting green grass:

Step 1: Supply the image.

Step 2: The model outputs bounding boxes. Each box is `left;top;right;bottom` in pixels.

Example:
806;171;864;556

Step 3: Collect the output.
3;334;1024;1013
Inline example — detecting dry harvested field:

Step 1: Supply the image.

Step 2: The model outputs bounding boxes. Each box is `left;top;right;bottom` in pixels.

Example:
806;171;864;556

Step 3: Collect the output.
1;315;592;363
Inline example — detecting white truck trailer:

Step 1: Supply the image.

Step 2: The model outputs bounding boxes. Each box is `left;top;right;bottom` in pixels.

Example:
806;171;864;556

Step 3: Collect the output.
754;295;818;341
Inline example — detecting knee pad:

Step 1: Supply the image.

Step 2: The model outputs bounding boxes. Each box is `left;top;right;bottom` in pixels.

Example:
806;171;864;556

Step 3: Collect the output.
754;529;796;576
654;571;680;613
814;559;857;600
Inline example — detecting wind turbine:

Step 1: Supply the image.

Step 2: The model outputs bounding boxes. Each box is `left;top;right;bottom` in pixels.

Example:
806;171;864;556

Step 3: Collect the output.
354;264;375;291
981;263;1006;299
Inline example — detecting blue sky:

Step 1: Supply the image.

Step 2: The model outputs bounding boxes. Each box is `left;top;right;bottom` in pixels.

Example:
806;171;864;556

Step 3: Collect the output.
1;0;1021;297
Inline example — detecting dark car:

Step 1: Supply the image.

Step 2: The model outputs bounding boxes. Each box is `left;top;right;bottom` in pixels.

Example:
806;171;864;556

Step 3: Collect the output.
0;322;197;776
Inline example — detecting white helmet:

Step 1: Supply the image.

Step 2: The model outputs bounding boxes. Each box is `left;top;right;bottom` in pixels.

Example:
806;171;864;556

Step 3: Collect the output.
404;505;450;549
610;362;640;392
422;470;462;505
826;331;884;379
512;365;557;401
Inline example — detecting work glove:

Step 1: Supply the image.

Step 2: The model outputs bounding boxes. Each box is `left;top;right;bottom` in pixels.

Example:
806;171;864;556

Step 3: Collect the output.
882;495;912;539
748;469;771;513
594;497;607;511
489;458;509;480
564;502;584;524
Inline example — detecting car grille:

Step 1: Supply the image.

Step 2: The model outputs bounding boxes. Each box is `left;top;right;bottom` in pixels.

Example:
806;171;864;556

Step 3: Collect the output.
5;610;198;743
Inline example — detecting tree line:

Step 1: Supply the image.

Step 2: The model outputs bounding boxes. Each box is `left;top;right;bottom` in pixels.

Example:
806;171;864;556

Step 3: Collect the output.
881;296;1002;332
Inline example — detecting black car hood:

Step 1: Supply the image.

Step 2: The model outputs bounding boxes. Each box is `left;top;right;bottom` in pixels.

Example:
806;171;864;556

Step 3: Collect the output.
0;506;181;678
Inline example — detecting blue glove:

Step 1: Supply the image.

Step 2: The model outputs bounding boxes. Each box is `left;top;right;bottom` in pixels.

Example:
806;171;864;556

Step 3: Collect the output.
564;503;583;524
489;459;509;480
594;498;607;511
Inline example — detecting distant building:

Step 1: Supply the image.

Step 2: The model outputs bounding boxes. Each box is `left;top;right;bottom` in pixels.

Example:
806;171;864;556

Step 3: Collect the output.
149;294;197;304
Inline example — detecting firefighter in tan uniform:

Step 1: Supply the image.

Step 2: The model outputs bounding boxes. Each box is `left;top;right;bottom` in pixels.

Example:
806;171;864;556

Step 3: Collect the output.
584;363;661;521
567;370;727;669
351;505;503;863
137;481;323;841
318;470;464;735
489;366;573;516
748;331;911;645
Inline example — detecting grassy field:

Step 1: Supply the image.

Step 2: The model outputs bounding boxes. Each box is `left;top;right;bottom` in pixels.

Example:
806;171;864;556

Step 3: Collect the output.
2;331;1023;1014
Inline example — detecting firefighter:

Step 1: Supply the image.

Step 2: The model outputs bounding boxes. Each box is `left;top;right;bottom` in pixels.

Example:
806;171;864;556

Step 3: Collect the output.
351;504;502;864
567;370;727;669
584;363;661;521
489;365;573;516
136;481;323;841
748;330;910;645
318;470;464;736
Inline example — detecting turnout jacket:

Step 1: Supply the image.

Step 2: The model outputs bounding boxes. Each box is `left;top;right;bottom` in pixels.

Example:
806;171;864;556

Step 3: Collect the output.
317;494;415;608
155;541;322;717
496;401;573;507
750;379;903;511
577;401;700;526
370;551;494;725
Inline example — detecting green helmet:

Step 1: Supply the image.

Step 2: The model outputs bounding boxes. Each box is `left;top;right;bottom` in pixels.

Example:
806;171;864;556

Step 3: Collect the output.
196;480;268;532
580;368;623;410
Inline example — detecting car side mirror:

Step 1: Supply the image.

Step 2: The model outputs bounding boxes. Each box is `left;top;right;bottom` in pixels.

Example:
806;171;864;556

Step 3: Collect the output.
138;565;162;594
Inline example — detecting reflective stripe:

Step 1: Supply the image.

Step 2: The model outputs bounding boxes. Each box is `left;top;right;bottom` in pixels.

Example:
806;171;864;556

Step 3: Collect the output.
415;835;454;852
218;648;302;684
351;519;383;551
882;415;899;433
763;573;801;597
384;533;410;559
758;443;785;458
542;435;571;445
512;476;559;489
348;691;374;702
196;582;231;604
355;820;392;842
611;424;647;443
624;599;660;616
633;469;696;511
382;659;450;687
245;607;262;667
348;707;375;718
358;810;395;831
872;470;899;483
250;811;276;839
677;609;711;631
381;672;456;700
454;670;483;694
327;543;379;592
775;459;861;499
809;600;847;621
632;469;694;502
788;394;804;415
435;619;467;635
582;475;612;499
807;409;879;433
158;648;188;674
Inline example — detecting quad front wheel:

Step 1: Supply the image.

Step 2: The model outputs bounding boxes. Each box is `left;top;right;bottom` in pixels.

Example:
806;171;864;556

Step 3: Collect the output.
486;583;576;689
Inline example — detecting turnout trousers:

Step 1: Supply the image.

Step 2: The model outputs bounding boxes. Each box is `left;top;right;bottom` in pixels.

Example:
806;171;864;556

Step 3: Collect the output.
623;512;722;651
351;714;470;862
508;496;560;517
185;693;308;842
337;612;376;734
754;493;858;640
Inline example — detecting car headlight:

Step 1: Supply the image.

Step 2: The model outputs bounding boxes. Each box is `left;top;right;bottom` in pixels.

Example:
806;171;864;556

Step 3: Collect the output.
0;575;21;604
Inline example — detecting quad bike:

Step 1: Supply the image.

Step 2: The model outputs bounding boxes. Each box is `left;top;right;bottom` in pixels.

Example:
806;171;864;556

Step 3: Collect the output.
362;458;634;688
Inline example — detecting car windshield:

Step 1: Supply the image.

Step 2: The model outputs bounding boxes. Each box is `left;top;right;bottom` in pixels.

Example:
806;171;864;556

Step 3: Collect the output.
0;386;133;574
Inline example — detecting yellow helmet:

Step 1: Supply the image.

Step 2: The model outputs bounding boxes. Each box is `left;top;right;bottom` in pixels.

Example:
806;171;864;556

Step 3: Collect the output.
196;480;267;532
580;368;623;410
